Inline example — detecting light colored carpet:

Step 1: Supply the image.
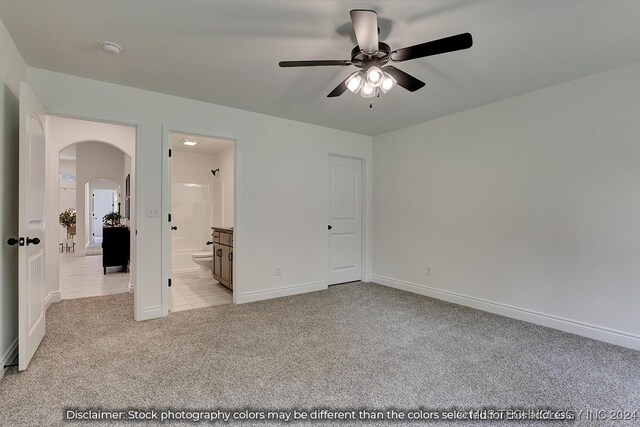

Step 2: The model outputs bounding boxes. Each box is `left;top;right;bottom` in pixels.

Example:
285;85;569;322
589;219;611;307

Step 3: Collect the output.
1;283;638;426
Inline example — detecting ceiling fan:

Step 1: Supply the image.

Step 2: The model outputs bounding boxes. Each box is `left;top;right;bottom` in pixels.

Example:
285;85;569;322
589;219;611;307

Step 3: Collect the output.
279;9;473;102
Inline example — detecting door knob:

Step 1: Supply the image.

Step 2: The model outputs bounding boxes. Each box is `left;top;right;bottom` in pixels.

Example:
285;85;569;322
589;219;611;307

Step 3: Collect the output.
328;225;332;230
171;226;177;231
26;237;40;246
7;238;20;246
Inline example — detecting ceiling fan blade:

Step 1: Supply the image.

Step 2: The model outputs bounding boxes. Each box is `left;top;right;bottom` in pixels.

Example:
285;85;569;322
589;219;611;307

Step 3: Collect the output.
390;33;473;62
279;60;352;67
383;66;426;92
327;76;350;98
350;9;379;54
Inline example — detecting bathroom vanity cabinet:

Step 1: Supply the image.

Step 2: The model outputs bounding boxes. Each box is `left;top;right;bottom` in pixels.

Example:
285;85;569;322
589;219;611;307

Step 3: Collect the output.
102;226;129;274
212;227;233;290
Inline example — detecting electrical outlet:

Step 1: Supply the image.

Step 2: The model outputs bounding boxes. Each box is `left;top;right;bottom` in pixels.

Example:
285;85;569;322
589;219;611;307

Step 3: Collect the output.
146;207;160;217
275;266;281;276
426;265;432;276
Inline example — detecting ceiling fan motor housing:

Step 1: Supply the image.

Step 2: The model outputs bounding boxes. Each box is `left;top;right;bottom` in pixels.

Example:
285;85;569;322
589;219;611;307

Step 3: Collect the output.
351;42;391;69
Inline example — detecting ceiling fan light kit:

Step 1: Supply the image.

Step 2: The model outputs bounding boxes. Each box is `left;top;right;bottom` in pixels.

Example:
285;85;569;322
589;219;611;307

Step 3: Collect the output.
279;9;473;105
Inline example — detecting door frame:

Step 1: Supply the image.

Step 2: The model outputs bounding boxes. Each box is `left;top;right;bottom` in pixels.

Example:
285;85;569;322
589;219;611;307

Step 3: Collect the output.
325;150;372;287
161;123;239;315
43;108;142;319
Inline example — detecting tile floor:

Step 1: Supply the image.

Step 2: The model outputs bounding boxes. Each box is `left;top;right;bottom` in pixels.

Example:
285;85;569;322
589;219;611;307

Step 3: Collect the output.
60;252;232;311
171;270;232;312
59;251;130;299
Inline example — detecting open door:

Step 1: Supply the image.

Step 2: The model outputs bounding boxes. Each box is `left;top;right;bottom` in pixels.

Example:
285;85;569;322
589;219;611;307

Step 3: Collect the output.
161;133;173;315
18;82;46;370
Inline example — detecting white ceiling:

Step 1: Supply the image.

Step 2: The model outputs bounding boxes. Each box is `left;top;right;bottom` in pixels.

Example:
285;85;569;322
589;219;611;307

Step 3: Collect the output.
2;0;640;136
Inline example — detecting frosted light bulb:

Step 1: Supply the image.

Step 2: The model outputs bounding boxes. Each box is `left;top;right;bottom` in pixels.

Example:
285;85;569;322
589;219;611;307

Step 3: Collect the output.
360;82;376;98
366;66;383;87
380;72;397;94
345;71;365;93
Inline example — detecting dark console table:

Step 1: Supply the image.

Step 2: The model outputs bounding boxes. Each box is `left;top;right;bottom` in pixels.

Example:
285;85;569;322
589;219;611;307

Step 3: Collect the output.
102;227;130;274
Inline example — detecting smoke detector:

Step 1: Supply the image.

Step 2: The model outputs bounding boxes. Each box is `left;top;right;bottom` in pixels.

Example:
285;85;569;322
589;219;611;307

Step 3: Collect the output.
101;41;122;55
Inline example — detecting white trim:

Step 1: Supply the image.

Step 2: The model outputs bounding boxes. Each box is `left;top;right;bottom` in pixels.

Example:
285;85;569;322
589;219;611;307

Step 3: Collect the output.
128;282;135;292
172;267;199;274
138;305;164;321
45;291;61;310
372;274;640;351
1;339;18;379
237;281;326;304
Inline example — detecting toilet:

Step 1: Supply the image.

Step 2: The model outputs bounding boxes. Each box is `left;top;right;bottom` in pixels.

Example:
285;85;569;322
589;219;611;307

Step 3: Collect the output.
192;250;214;278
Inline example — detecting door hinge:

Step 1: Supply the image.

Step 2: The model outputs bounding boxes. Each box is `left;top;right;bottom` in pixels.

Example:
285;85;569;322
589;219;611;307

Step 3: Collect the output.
168;278;172;288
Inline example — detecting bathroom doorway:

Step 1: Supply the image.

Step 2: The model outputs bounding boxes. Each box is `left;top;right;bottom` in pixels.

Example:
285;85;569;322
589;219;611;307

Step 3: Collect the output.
168;132;235;312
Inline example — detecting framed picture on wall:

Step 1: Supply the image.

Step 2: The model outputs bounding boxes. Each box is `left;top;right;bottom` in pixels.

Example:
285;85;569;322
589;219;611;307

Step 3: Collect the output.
125;174;131;219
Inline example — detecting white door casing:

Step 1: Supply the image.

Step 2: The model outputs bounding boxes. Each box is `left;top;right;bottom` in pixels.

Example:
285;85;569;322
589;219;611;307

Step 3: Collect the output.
164;136;173;313
327;155;363;285
18;82;47;371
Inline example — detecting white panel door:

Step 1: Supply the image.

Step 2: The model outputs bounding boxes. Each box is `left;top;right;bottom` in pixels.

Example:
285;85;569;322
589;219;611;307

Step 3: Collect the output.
327;155;362;285
18;82;46;371
92;189;115;239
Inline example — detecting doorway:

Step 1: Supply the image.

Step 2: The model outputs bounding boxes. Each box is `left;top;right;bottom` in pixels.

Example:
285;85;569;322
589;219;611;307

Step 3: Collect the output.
167;131;235;312
91;187;118;244
327;155;364;285
49;116;137;301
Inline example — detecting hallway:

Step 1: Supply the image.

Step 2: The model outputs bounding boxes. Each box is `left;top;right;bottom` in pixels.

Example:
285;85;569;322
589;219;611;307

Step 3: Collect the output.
59;252;129;299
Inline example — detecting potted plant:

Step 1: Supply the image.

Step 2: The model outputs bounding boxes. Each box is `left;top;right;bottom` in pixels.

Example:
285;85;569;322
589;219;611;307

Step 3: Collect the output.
102;212;122;227
59;208;76;234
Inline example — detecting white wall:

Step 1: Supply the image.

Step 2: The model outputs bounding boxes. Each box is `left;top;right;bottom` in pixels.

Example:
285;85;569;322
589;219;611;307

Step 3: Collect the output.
213;144;234;227
0;17;26;378
372;61;640;350
27;67;372;317
171;150;215;254
45;116;136;299
76;142;124;248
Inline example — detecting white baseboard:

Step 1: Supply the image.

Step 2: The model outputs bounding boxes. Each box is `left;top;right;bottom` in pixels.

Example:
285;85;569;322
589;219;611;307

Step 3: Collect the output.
45;291;61;310
128;283;135;293
136;305;164;321
236;281;326;304
372;274;640;351
1;339;18;380
172;267;199;274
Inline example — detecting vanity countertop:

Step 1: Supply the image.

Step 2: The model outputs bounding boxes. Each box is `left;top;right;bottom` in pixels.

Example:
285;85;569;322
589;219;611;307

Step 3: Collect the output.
212;227;233;233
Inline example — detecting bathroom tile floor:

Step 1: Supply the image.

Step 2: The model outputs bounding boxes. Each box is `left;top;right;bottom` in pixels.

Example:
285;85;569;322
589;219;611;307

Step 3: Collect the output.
171;270;232;312
59;251;130;299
